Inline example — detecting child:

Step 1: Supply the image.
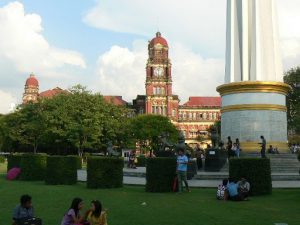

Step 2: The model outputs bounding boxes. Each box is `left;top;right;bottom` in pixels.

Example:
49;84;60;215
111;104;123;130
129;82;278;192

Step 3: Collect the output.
216;179;228;200
85;200;108;225
61;198;84;225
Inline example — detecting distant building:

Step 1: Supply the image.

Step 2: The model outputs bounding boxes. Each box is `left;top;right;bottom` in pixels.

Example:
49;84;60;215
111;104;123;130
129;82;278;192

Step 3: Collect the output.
22;74;66;104
22;32;221;147
133;32;221;147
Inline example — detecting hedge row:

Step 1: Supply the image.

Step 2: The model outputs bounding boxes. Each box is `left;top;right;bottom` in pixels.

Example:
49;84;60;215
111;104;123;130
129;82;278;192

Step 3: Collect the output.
146;157;177;192
229;158;272;196
7;154;22;170
0;156;5;163
136;156;147;167
45;156;78;185
19;154;47;181
87;157;123;189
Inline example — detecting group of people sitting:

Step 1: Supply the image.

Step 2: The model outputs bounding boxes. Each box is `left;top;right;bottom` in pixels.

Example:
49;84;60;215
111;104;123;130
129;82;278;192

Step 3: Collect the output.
267;145;279;154
12;195;108;225
217;177;250;201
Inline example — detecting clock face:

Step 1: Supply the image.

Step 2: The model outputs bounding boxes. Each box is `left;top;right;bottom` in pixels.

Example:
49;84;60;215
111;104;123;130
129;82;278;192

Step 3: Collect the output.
154;67;164;77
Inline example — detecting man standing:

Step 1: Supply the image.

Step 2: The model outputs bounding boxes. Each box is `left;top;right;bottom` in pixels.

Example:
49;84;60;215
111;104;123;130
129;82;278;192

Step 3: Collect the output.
227;136;233;158
177;149;190;193
194;144;203;170
260;136;266;158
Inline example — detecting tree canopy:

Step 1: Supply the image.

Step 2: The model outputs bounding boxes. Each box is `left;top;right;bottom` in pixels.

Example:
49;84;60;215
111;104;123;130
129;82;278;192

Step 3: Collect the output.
284;67;300;135
0;85;130;155
129;114;179;154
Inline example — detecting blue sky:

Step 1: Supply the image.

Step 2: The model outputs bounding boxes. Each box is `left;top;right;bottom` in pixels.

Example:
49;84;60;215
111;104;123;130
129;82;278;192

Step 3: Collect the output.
0;0;299;114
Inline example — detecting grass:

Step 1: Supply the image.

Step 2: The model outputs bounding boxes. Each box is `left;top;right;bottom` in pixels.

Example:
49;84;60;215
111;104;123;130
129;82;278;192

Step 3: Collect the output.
1;163;300;225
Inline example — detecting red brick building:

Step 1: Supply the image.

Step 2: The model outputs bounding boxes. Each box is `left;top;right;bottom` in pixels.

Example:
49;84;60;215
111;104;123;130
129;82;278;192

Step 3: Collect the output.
133;32;221;147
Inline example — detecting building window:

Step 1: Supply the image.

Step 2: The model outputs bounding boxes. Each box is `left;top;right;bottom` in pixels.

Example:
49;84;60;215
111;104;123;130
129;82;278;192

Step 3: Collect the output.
172;109;176;117
199;113;203;119
163;106;167;116
189;112;192;120
193;113;196;120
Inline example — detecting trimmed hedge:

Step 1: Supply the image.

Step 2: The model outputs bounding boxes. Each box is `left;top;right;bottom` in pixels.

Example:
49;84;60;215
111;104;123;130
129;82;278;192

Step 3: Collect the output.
7;154;22;171
146;157;177;192
229;158;272;196
87;157;123;189
19;154;47;181
45;156;78;185
136;156;147;167
0;156;5;163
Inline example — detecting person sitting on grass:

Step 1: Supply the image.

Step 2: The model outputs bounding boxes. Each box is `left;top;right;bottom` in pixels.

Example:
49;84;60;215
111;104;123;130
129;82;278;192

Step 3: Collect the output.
238;177;250;200
61;197;84;225
12;194;35;225
216;179;228;200
84;200;108;225
227;178;244;201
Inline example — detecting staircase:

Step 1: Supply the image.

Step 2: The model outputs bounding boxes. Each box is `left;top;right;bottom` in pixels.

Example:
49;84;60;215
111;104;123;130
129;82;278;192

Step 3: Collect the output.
194;153;300;181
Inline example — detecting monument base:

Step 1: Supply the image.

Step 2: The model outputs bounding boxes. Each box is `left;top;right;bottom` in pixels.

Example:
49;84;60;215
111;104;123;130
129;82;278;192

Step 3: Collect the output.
217;81;291;153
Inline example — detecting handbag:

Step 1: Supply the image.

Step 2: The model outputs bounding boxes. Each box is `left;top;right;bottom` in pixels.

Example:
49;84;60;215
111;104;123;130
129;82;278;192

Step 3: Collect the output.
172;176;178;192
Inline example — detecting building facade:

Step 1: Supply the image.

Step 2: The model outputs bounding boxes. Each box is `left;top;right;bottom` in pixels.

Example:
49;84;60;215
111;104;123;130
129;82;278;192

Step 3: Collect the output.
133;32;221;147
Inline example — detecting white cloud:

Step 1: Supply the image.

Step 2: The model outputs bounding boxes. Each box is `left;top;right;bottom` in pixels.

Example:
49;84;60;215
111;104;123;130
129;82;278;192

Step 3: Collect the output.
85;0;300;72
84;0;227;57
0;90;17;114
281;38;300;70
96;40;224;103
96;40;147;101
0;1;86;77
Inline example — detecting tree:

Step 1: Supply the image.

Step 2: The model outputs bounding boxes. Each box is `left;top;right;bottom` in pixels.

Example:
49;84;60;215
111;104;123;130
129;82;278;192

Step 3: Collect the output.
284;67;300;134
129;115;179;154
3;102;46;153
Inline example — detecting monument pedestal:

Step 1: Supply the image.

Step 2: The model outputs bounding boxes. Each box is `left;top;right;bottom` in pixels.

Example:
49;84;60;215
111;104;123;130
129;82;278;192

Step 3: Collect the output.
217;81;291;152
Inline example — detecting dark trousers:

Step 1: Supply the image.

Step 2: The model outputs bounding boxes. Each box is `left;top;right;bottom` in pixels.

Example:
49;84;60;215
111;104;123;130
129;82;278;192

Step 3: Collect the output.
261;149;266;158
196;158;202;169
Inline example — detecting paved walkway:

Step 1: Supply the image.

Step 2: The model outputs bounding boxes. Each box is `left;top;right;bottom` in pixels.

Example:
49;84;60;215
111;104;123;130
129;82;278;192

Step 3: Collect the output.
77;169;300;188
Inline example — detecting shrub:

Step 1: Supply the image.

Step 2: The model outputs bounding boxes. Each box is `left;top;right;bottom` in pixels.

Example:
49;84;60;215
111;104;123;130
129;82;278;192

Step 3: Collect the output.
19;154;47;181
45;156;78;185
229;158;272;196
297;153;300;161
69;155;82;169
146;157;177;192
0;156;5;163
136;155;147;167
7;154;22;171
87;157;123;189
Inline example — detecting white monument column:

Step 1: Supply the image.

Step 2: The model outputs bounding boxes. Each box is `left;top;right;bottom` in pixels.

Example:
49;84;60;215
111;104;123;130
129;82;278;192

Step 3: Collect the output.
217;0;291;151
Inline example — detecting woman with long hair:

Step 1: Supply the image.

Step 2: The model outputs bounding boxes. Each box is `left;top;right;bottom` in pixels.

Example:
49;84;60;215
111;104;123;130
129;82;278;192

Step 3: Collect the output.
85;200;107;225
61;197;84;225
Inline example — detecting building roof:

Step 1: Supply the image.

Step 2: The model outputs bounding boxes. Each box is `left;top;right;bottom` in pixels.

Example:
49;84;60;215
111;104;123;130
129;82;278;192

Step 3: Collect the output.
39;87;66;98
182;97;221;108
149;32;168;47
25;74;39;87
103;96;128;106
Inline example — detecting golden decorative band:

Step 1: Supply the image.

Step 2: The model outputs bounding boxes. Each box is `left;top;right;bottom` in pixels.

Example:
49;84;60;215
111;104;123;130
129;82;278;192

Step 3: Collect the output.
216;81;291;96
240;141;288;152
221;104;287;113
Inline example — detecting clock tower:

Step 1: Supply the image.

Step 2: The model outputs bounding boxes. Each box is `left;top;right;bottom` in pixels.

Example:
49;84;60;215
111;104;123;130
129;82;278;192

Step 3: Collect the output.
145;32;179;120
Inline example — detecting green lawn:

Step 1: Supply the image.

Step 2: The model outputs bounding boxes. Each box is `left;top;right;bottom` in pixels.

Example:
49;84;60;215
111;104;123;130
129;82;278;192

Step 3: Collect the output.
1;163;300;225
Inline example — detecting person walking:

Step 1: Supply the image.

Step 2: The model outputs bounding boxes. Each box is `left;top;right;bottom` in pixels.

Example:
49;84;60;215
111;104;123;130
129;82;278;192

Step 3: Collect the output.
260;136;266;158
177;149;190;193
